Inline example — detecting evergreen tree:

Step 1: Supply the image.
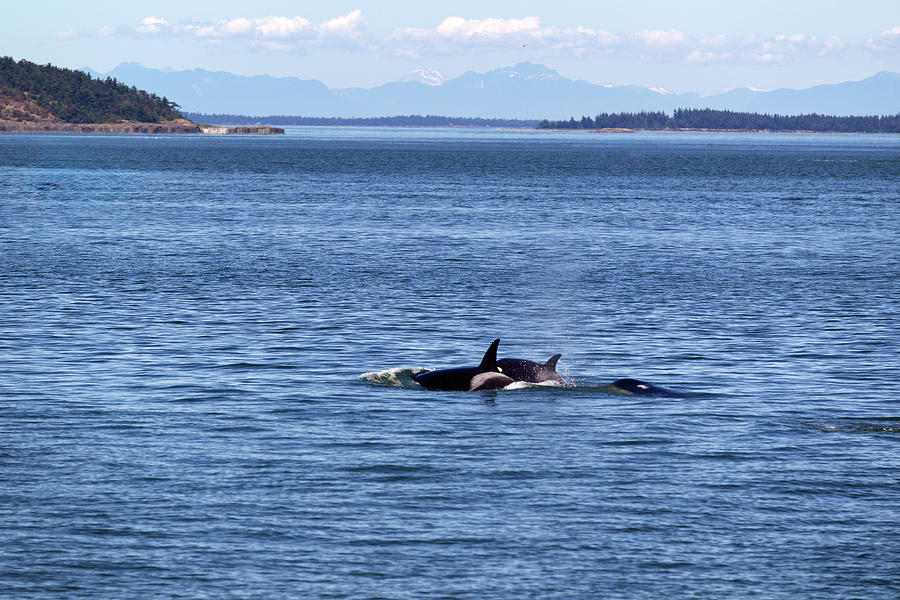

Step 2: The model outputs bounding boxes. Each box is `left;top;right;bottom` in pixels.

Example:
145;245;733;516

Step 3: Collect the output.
539;107;900;133
0;56;183;124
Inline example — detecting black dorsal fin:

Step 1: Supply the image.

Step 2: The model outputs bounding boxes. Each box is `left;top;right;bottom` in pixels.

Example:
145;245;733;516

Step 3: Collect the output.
545;354;562;370
478;339;501;372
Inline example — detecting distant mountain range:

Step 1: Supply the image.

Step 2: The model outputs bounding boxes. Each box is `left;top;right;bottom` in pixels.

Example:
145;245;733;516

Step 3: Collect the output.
84;62;900;119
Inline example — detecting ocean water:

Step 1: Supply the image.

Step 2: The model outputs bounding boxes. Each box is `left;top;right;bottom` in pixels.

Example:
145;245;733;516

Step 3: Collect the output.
1;128;898;599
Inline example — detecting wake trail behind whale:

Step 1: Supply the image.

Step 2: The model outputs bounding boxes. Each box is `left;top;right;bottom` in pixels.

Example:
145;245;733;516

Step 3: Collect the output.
359;367;427;389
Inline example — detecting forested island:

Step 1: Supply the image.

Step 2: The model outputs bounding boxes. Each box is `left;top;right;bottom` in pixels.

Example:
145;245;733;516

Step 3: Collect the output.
0;58;281;134
539;109;900;133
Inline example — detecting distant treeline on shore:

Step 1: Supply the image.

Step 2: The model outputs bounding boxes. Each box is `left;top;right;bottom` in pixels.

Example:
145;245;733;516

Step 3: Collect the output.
187;109;900;133
184;113;539;128
539;109;900;133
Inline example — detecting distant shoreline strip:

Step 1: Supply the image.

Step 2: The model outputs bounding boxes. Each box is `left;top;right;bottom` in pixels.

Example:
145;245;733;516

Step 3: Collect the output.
0;122;284;135
184;110;900;134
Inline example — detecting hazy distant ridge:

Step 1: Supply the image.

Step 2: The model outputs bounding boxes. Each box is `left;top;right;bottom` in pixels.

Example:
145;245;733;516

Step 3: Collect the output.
90;62;900;119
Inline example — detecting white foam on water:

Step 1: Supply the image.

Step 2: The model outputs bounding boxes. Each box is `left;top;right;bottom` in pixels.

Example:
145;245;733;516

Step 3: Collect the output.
359;367;427;389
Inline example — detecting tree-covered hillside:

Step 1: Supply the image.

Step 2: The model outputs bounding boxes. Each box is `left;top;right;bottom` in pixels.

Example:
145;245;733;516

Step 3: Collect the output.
0;57;182;124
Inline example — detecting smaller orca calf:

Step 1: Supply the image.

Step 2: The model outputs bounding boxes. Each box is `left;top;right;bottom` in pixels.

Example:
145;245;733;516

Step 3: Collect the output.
413;339;515;392
610;378;680;397
496;354;565;384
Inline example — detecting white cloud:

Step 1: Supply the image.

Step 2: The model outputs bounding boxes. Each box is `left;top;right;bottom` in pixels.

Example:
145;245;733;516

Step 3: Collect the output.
866;25;900;53
254;17;313;39
748;33;846;63
633;29;686;48
385;16;621;57
683;33;846;65
320;10;365;36
62;12;868;66
184;12;368;49
435;16;541;40
383;18;847;64
317;10;368;48
386;16;543;54
135;16;170;35
220;18;254;36
182;16;316;41
77;12;366;50
686;49;733;64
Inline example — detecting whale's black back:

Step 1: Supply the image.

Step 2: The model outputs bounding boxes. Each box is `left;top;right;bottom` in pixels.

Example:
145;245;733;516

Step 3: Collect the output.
496;354;564;384
413;339;507;391
610;378;680;397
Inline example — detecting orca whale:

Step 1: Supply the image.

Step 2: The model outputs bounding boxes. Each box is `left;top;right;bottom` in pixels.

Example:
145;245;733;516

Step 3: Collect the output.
496;354;565;384
609;378;680;397
413;339;515;391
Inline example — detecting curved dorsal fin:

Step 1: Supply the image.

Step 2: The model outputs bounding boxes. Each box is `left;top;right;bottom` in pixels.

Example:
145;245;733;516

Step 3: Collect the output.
545;354;562;370
478;339;501;371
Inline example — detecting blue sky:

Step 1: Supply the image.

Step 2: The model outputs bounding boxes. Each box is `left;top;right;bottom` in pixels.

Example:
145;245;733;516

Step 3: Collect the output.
5;1;900;93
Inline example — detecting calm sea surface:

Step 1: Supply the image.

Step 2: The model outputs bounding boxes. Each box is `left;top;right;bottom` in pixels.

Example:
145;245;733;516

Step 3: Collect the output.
1;128;898;598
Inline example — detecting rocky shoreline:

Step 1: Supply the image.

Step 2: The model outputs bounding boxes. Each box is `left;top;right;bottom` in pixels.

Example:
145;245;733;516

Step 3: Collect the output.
0;119;284;135
198;125;285;135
